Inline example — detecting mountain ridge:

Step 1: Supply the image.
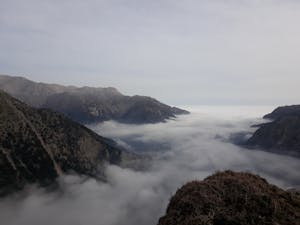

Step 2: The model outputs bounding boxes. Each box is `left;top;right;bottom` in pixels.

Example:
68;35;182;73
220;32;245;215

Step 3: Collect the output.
264;105;300;120
0;74;189;124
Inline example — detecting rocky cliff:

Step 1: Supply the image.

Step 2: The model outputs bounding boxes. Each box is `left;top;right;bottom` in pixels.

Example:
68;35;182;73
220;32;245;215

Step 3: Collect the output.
158;171;300;225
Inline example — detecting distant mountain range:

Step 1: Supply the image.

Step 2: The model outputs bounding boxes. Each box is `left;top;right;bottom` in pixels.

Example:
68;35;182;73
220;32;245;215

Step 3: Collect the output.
246;105;300;157
0;74;189;124
158;171;300;225
0;90;136;195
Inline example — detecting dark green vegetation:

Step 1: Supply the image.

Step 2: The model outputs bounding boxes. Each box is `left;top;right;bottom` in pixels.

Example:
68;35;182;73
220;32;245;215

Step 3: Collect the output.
0;90;130;195
158;171;300;225
246;105;300;157
0;74;189;124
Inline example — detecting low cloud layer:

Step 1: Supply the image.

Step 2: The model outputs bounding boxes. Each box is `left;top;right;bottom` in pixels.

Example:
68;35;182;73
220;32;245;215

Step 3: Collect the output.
1;106;300;225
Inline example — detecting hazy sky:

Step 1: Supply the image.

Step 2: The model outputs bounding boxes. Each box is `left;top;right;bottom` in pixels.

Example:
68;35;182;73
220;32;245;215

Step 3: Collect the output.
1;0;300;105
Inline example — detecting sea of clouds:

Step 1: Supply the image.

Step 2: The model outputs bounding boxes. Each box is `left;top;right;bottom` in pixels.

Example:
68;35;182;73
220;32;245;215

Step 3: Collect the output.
1;106;300;225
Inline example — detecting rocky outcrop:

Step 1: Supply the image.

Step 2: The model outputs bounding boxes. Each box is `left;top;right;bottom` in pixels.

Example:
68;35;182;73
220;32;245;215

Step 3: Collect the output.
0;74;189;124
158;171;300;225
246;105;300;157
0;90;128;195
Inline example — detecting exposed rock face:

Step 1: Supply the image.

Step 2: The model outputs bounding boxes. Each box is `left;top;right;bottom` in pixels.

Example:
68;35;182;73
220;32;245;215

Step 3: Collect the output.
246;105;300;157
158;171;300;225
0;74;189;124
0;90;126;195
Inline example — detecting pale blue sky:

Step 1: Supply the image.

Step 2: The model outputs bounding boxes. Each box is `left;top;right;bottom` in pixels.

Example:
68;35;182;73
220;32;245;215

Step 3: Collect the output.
1;0;300;105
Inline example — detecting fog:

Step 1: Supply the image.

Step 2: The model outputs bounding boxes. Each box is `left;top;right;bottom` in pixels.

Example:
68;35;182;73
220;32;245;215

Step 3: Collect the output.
1;106;300;225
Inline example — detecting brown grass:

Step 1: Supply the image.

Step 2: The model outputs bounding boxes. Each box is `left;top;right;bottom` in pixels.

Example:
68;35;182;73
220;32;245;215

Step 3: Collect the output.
158;170;300;225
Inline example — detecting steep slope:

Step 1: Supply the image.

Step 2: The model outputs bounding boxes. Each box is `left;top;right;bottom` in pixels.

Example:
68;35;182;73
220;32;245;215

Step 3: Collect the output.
0;91;125;195
158;171;300;225
246;116;300;156
0;74;189;124
246;105;300;157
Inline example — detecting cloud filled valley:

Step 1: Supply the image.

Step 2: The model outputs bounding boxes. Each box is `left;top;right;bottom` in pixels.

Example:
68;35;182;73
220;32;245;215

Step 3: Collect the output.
1;106;300;225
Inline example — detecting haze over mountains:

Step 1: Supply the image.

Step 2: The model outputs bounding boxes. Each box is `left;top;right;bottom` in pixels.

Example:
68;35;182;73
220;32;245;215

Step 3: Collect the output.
1;0;300;224
0;75;189;124
0;99;299;225
0;74;300;225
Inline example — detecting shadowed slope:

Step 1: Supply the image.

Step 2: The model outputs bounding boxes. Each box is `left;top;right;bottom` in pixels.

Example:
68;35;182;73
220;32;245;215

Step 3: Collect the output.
0;90;125;195
246;105;300;157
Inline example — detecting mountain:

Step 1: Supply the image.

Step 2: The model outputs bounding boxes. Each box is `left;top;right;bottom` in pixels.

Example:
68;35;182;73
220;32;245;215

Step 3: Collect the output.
0;74;189;124
158;171;300;225
264;105;300;120
246;116;300;157
246;105;300;157
0;90;131;195
0;74;74;107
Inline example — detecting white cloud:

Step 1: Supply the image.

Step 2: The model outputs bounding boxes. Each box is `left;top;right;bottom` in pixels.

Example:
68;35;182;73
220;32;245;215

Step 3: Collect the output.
0;106;299;225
